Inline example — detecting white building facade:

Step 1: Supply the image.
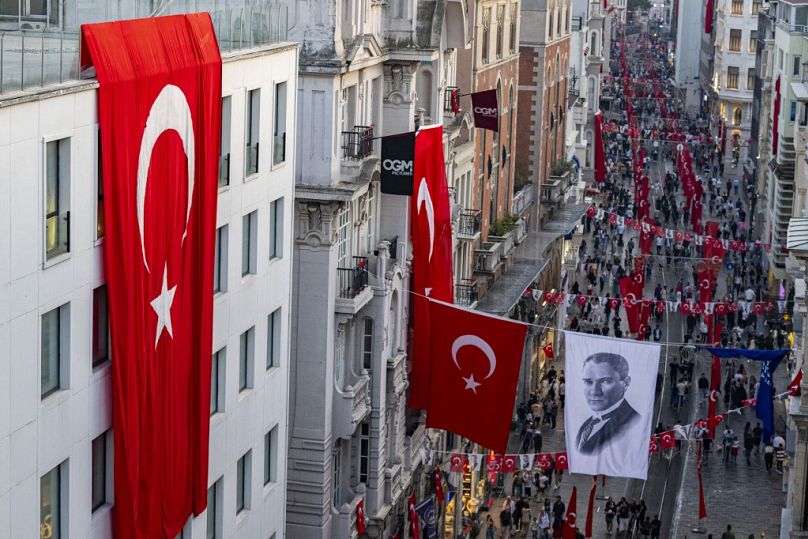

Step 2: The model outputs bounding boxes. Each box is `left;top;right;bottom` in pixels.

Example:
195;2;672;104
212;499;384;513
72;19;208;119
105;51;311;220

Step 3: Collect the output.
0;34;298;539
674;0;704;115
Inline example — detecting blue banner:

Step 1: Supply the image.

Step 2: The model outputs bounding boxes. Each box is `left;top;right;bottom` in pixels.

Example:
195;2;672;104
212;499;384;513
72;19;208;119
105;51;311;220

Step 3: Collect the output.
415;496;438;538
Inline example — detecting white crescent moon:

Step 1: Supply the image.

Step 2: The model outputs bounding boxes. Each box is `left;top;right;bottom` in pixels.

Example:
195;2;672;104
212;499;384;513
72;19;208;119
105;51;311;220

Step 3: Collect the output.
710;390;718;402
452;334;497;380
417;177;435;261
137;84;196;273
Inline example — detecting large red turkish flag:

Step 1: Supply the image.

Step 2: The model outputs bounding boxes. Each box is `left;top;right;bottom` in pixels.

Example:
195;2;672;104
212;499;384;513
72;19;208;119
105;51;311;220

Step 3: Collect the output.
81;15;220;538
424;298;526;453
410;125;454;409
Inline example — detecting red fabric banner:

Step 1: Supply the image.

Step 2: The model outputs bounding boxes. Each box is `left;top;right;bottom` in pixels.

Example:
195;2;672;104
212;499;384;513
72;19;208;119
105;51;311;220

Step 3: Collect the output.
585;477;597;538
434;468;445;508
697;441;707;519
423;298;527;454
773;76;781;155
449;453;468;472
705;0;713;33
408;490;420;539
410;125;455;409
563;486;578;539
594;111;607;183
708;356;722;436
554;451;569;470
357;499;367;533
81;15;221;538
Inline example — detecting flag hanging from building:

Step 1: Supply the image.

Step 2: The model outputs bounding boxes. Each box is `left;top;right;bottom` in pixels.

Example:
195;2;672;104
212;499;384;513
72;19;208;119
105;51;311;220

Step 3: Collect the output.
81;14;221;538
563;332;659;479
563;486;578;539
408;491;420;539
424;298;527;454
415;496;439;538
471;89;499;131
409;124;454;409
594;111;607;183
704;0;714;34
380;131;415;195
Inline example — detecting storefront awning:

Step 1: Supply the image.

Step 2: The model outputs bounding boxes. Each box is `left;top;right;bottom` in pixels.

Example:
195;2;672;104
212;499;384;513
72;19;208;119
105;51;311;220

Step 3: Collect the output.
476;256;549;316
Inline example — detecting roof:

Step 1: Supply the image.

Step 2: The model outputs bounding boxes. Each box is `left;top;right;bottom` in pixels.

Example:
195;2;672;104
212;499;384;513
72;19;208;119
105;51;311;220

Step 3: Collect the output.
787;218;808;252
791;81;808;101
476;255;549;316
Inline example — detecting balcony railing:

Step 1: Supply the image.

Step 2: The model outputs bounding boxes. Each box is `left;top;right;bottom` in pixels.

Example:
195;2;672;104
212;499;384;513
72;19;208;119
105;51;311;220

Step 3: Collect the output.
444;86;459;112
457;210;482;239
475;242;504;273
341;125;374;161
455;280;479;307
337;256;369;299
219;153;230;187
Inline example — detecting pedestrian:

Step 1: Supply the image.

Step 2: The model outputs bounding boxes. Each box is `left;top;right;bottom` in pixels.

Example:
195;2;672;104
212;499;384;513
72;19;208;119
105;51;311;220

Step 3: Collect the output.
639;517;652;537
539;510;551;539
485;515;496;539
764;444;774;473
617;498;630;534
743;423;754;465
552;496;565;529
604;498;616;534
776;443;787;474
752;422;763;455
650;515;662;538
721;524;736;539
521;498;533;535
513;498;523;533
698;373;709;404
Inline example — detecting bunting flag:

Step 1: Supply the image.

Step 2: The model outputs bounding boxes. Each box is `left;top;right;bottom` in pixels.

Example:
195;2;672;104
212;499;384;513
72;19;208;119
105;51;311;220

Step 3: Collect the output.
449;453;468;473
424;298;527;454
708;355;721;436
409;125;455;409
356;499;367;533
470;89;499;131
415;497;438;538
81;14;222;538
789;369;803;396
408;491;420;539
433;468;444;509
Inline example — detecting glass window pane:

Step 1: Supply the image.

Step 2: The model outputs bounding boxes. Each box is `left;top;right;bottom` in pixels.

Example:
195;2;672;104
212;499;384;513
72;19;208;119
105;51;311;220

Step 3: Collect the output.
236;456;245;513
220;97;231;187
273;82;287;165
93;286;109;367
41;308;60;398
91;433;106;511
40;466;60;539
206;482;217;539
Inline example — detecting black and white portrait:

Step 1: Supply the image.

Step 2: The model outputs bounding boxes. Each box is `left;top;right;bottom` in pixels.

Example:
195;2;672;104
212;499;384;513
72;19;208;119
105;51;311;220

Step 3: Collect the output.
564;332;659;479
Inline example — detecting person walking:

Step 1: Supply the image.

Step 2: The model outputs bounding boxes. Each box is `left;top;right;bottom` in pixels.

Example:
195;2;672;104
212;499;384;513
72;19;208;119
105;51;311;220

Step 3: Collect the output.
721;524;737;539
650;515;662;539
604;498;616;534
764;444;774;473
538;510;551;539
743;423;754;465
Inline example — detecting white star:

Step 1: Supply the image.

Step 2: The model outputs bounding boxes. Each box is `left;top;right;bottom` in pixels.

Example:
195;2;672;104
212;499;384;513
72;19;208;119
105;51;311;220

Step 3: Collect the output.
150;263;177;348
462;374;482;394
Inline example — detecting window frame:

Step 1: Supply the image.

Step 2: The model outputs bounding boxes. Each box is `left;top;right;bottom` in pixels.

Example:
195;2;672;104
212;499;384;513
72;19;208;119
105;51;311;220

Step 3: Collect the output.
92;285;110;368
241;211;257;277
264;425;278;487
727;66;740;89
41;303;69;399
747;68;756;90
267;308;281;370
481;8;491;65
214;224;228;293
44;136;71;263
509;3;517;54
207;477;223;539
40;461;66;539
731;0;744;15
239;327;255;393
749;30;757;54
211;348;225;416
220;96;232;187
361;317;373;371
495;5;505;60
96;129;105;240
91;429;112;512
270;198;284;260
236;451;251;515
728;29;742;52
245;88;261;177
359;422;370;484
273;82;287;166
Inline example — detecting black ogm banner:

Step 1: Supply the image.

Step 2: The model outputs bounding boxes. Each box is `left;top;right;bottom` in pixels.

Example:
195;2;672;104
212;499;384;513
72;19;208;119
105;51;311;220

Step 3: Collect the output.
381;131;415;195
471;89;499;131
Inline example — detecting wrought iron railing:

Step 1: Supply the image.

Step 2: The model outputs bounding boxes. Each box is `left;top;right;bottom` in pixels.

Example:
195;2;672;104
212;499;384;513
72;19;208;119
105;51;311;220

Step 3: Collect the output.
457;210;482;237
337;256;369;299
341;126;374;161
455;280;479;307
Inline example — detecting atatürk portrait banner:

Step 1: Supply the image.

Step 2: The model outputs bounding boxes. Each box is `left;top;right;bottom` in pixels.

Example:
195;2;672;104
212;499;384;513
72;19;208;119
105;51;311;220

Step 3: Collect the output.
563;331;659;479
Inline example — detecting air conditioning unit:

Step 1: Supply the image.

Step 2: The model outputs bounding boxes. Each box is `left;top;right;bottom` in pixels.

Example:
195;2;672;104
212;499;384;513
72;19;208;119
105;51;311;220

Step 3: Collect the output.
19;20;46;31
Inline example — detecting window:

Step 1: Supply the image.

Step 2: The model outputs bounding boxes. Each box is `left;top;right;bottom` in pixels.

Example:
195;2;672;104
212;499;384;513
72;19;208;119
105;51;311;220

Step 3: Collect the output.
236;451;251;514
481;8;491;64
731;0;743;15
214;225;228;293
733;107;743;125
211;348;225;416
242;211;257;276
264;426;278;486
41;462;65;539
239;327;254;392
246;88;260;176
42;304;68;398
332;444;342;506
749;30;757;53
270;198;284;259
267;309;281;370
335;324;345;389
335;206;351;269
273;82;287;165
727;67;739;89
91;430;110;512
45;137;70;260
729;29;741;52
509;4;517;53
220;96;231;187
92;285;110;367
359;422;370;484
207;477;222;539
747;68;756;90
496;5;504;59
361;318;373;371
791;101;798;122
752;0;762;15
795;56;802;77
96;133;104;239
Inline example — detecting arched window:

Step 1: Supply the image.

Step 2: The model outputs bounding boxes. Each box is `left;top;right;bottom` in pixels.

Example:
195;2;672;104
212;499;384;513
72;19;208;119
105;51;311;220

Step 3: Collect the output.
733;106;743;125
388;291;399;353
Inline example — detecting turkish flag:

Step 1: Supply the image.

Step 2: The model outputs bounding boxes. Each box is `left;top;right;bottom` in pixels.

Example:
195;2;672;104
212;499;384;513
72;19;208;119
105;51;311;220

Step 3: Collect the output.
501;455;517;473
708;355;721;436
585;478;597;538
789;369;803;396
697;442;707;519
408;490;420;539
410;124;454;409
424;298;527;454
619;277;640;334
357;499;367;533
543;342;555;359
81;15;221;538
563;486;578;539
649;436;659;453
449;453;468;472
434;468;445;508
554;451;569;470
536;453;553;470
659;431;677;450
594;111;607;182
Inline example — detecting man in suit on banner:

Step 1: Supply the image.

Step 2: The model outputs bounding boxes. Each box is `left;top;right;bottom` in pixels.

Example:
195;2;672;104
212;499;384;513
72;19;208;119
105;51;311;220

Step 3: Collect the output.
576;353;641;454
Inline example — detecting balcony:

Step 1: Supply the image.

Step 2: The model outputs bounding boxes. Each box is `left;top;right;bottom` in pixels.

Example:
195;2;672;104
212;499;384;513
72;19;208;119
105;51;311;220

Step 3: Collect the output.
512;185;534;216
474;241;504;273
444;86;460;113
457;210;482;240
334;490;365;539
404;422;427;471
384;462;404;505
488;230;515;258
386;350;407;396
333;373;371;440
454;279;479;308
341;125;374;161
541;178;563;204
336;256;373;315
